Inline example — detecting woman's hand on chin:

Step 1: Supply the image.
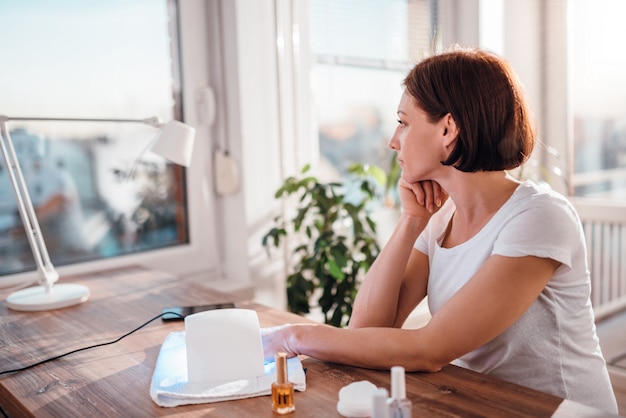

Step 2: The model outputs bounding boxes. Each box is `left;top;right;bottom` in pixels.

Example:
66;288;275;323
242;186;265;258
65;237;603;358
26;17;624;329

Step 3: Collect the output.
398;179;448;217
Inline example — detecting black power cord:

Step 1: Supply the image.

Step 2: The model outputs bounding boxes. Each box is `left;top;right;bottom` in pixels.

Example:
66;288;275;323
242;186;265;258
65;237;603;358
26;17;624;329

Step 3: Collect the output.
0;311;183;376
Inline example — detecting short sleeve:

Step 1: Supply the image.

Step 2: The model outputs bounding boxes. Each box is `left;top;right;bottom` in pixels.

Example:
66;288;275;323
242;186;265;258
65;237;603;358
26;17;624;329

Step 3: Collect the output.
493;192;581;269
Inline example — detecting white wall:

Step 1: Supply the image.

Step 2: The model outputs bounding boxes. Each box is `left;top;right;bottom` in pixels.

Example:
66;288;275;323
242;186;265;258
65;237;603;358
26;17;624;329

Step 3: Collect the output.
229;0;316;309
233;0;288;308
203;0;251;288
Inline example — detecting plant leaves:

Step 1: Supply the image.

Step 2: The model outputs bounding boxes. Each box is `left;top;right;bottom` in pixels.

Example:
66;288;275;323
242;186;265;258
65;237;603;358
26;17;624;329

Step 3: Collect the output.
327;258;344;280
263;162;384;327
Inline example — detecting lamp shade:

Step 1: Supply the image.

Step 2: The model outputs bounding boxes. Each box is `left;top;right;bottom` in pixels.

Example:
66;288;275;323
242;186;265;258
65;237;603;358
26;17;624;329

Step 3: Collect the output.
150;120;196;167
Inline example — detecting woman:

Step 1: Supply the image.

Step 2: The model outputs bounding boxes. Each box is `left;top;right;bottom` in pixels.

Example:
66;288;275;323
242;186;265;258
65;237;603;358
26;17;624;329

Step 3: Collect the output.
262;47;618;413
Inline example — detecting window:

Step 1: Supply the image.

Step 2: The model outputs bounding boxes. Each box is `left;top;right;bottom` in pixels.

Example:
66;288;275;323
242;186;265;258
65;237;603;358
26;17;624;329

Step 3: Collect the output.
570;0;626;198
309;0;440;184
0;0;219;284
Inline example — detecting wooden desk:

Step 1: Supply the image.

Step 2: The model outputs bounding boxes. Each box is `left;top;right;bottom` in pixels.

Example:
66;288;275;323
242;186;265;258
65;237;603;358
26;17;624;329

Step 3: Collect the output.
0;267;617;417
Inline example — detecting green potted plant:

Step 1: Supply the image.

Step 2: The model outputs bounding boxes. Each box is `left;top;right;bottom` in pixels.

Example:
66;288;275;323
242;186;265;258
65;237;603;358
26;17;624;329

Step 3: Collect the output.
262;163;385;327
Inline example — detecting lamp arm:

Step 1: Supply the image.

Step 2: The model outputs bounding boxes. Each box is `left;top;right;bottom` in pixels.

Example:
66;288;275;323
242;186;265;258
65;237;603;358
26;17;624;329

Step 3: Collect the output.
0;121;59;290
0;115;162;128
126;134;161;180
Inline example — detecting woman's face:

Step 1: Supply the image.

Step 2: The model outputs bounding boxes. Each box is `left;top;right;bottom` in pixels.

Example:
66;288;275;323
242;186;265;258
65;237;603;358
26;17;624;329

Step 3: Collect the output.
388;90;448;183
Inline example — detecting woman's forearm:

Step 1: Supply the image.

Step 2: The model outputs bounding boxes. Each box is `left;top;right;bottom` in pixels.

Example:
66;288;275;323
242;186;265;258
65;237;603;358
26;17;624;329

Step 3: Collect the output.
349;214;429;328
290;323;443;372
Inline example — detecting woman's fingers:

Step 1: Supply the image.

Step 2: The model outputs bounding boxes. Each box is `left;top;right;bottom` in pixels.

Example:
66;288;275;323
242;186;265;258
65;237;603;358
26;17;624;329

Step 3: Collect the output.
420;180;435;212
262;326;297;362
399;179;447;216
411;180;426;206
431;181;448;209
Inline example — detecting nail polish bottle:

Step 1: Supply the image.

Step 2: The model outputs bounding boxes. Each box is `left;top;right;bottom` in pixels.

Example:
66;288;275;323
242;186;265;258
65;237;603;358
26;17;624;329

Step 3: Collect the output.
388;366;411;418
272;352;295;414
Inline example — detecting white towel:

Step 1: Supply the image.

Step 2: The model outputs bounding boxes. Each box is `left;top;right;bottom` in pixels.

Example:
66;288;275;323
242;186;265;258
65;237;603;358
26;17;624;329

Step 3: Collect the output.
150;331;306;407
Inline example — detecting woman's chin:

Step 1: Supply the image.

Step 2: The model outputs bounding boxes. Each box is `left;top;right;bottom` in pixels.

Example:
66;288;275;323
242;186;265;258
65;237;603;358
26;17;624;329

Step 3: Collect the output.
401;172;422;184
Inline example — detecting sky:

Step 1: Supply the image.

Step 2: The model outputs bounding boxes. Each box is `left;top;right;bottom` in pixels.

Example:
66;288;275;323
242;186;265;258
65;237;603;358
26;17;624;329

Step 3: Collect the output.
0;0;175;137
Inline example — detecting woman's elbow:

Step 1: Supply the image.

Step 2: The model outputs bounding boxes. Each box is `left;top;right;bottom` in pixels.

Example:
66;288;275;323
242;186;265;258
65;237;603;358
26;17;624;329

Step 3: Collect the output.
402;332;452;373
404;355;446;373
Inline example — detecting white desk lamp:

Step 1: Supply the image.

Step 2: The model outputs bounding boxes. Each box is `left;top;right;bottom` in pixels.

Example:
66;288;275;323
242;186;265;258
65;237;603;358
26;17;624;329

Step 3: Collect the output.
0;115;195;312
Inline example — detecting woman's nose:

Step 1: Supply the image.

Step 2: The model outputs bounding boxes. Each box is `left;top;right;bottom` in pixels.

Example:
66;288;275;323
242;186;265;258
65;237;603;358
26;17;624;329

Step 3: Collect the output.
388;133;399;151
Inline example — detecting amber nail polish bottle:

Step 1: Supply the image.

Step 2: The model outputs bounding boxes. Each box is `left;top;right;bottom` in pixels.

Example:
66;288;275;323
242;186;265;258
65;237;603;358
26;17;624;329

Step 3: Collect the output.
272;352;295;414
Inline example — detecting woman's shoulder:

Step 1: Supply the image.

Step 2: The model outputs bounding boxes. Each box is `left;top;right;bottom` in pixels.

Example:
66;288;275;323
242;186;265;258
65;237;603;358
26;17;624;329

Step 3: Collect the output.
514;181;572;206
509;181;580;223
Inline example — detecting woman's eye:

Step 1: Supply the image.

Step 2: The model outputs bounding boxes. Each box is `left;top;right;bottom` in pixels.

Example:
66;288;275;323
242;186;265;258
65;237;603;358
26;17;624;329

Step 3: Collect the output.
397;119;405;126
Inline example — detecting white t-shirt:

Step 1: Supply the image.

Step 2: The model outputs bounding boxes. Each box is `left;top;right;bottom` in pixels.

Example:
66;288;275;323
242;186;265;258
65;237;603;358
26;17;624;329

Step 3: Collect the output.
415;181;618;413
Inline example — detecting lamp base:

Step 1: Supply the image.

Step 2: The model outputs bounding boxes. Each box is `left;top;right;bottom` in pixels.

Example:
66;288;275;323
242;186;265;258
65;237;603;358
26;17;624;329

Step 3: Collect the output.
6;283;90;312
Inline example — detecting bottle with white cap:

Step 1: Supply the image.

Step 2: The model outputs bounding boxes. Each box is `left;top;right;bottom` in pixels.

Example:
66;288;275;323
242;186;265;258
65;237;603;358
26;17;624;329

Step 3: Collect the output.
388;366;412;418
371;387;390;418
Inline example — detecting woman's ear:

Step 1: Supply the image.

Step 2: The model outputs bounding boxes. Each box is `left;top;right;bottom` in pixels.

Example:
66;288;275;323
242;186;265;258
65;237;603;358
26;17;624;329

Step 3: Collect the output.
442;113;459;149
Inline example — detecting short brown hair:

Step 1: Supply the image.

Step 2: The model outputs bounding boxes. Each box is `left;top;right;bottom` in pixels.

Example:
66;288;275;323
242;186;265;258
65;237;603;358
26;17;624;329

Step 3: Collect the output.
403;47;535;172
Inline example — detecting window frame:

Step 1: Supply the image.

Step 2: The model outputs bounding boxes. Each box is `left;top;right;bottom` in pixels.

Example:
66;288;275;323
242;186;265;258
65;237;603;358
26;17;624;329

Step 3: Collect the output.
1;0;221;288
